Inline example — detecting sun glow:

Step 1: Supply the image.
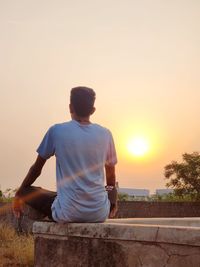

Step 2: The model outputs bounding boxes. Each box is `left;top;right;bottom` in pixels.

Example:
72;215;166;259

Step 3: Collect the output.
127;137;150;157
116;121;162;162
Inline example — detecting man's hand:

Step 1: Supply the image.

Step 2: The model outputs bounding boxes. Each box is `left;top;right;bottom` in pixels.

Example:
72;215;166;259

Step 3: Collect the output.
109;203;118;218
106;185;118;218
12;196;24;218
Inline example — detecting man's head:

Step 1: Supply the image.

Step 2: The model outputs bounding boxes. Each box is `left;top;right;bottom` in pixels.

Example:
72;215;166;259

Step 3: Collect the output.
70;86;96;117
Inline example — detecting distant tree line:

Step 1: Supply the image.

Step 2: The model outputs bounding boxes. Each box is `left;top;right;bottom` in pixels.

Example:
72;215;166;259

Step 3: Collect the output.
117;192;197;202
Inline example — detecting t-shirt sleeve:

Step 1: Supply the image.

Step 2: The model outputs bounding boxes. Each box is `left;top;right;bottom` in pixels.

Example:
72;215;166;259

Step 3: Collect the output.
37;126;55;159
106;131;117;166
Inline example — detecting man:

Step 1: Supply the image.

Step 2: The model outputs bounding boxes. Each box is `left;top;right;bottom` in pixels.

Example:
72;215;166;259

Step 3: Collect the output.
13;86;118;222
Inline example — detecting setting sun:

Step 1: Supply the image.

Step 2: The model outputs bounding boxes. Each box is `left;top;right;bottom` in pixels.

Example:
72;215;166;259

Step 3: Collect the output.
127;137;150;157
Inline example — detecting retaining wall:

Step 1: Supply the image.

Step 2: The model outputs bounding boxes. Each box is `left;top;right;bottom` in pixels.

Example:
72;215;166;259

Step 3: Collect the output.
117;201;200;218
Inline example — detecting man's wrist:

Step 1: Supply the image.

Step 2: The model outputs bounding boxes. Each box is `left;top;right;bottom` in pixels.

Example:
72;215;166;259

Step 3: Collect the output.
106;186;118;205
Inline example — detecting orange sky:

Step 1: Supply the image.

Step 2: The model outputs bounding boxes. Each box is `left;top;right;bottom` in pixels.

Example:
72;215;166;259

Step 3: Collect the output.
1;0;200;193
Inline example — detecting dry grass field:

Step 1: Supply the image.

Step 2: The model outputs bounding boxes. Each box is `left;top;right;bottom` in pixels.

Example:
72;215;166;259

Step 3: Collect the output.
0;223;34;267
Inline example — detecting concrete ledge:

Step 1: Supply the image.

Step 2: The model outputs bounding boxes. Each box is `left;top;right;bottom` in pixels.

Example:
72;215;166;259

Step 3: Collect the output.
107;217;200;227
33;218;200;246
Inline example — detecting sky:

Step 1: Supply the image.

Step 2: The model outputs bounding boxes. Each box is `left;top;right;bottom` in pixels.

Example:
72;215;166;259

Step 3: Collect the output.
1;0;200;193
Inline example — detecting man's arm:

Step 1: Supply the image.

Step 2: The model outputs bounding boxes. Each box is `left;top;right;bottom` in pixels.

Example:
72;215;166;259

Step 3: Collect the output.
13;155;46;217
105;165;116;187
105;164;118;218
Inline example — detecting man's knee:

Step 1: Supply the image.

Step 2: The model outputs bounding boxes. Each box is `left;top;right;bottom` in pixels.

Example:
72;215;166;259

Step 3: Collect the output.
17;186;41;197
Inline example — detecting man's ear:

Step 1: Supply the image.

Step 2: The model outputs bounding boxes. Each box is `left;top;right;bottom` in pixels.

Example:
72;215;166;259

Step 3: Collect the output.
91;107;96;115
69;104;74;114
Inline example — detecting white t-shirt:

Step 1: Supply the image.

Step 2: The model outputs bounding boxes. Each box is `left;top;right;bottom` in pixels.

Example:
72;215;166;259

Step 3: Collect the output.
37;119;117;222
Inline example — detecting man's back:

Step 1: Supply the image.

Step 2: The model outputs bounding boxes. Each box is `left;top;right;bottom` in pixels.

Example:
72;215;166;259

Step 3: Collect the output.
37;120;117;222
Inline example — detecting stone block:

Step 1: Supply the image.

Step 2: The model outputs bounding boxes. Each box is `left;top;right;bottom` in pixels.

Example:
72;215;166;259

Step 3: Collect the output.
33;219;200;267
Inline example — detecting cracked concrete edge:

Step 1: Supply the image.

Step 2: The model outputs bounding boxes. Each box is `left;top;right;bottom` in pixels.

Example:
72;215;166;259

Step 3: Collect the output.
156;225;200;246
33;221;69;236
33;221;159;241
67;222;159;242
33;220;200;246
107;217;200;227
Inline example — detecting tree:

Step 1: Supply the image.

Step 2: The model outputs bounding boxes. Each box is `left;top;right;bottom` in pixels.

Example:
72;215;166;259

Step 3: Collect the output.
164;152;200;200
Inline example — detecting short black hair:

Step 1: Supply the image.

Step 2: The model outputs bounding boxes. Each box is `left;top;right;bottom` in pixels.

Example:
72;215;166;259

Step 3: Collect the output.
70;86;96;117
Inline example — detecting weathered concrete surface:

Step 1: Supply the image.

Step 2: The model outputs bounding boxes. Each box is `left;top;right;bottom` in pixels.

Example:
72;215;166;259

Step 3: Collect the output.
34;237;200;267
107;217;200;227
33;219;200;267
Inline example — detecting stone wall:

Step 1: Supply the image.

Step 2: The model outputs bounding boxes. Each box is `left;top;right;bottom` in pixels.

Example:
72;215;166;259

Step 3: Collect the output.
34;236;200;267
117;201;200;218
33;220;200;267
0;202;43;233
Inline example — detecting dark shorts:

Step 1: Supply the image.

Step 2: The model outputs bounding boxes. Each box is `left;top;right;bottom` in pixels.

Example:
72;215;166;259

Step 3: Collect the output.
18;186;56;220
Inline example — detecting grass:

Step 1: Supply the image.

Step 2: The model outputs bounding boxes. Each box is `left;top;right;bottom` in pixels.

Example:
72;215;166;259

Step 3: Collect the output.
0;223;34;267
